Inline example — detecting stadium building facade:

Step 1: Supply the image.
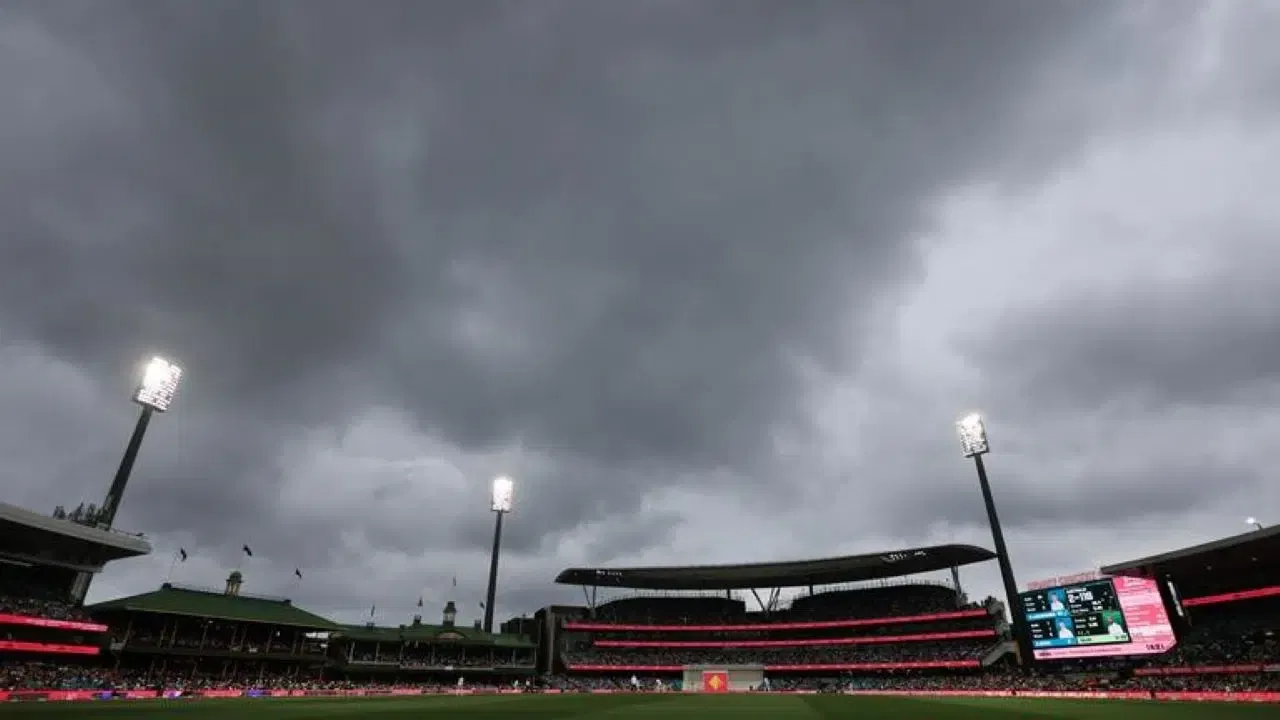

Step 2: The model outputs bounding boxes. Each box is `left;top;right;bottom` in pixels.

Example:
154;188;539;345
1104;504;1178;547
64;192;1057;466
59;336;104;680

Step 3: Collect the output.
86;577;537;686
546;544;1017;690
2;493;1279;701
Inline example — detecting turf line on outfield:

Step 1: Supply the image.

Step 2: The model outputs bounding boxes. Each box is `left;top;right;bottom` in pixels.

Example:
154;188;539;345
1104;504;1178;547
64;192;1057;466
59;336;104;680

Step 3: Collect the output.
802;694;1064;720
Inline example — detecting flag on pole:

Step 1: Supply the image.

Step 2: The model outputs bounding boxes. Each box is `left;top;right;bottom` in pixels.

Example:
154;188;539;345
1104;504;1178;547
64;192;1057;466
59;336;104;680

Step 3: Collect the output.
370;604;376;618
417;596;424;608
452;576;457;588
178;548;188;562
242;545;253;557
294;568;302;579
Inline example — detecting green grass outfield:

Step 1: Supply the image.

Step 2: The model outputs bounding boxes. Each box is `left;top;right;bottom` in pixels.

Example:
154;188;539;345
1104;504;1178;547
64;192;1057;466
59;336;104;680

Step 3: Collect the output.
3;694;1278;719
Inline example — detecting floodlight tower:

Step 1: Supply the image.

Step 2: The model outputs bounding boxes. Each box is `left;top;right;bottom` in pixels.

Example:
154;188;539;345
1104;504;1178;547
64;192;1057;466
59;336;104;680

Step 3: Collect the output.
482;475;513;633
955;413;1030;667
100;356;183;529
1247;517;1264;531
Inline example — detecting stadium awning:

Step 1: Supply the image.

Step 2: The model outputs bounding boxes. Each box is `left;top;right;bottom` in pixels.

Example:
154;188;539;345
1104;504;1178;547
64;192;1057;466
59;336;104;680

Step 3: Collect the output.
1100;525;1280;589
554;544;996;590
0;502;151;565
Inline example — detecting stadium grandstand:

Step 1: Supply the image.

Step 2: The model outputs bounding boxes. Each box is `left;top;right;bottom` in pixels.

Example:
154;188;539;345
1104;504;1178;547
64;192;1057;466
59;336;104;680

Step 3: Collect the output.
2;501;1278;701
0;498;538;699
0;500;149;664
1101;524;1280;682
546;544;1017;691
81;574;536;690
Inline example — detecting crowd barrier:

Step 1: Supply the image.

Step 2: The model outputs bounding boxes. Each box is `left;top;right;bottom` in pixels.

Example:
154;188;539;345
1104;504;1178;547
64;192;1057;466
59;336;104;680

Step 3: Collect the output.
567;661;981;672
0;614;108;633
0;640;100;655
1136;664;1280;676
1182;585;1280;608
5;687;1280;703
0;688;528;702
843;690;1280;703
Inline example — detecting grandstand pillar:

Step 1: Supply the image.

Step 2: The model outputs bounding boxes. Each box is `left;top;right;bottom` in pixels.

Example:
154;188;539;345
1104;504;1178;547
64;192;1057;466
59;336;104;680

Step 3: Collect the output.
69;571;92;604
950;565;965;607
1156;571;1191;637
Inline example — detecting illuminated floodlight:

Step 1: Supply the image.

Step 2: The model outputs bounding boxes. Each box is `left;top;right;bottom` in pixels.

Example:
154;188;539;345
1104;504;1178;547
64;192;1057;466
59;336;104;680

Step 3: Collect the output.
491;476;514;513
956;413;989;457
1247;517;1263;530
132;356;183;412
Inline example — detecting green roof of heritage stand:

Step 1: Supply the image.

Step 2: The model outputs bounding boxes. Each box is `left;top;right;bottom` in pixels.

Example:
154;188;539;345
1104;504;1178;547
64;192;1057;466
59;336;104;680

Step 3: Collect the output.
87;583;534;647
88;583;340;629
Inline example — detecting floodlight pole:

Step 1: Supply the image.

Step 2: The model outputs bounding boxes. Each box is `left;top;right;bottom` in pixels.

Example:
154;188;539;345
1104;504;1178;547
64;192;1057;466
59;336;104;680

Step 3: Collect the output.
100;405;154;529
970;452;1031;668
482;509;506;633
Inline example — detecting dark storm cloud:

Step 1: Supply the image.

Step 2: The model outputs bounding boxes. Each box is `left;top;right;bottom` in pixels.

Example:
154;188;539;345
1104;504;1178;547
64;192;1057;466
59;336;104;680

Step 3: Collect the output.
0;0;1121;609
897;454;1262;534
0;0;1102;445
961;254;1280;414
375;0;1105;471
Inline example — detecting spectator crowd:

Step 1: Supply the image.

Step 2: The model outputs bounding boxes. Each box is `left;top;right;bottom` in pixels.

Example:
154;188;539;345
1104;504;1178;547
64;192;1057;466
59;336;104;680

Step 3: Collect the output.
592;583;985;626
566;642;989;667
0;661;523;692
0;593;88;622
3;567;1278;697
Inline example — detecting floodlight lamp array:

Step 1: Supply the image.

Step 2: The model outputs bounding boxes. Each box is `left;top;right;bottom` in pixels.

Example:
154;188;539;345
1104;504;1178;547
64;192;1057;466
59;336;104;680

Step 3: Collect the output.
491;476;514;513
956;413;989;458
133;356;183;412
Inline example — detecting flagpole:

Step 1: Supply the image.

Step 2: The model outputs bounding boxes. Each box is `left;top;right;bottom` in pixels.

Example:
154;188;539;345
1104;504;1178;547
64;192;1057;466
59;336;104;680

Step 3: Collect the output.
236;545;252;573
163;551;180;584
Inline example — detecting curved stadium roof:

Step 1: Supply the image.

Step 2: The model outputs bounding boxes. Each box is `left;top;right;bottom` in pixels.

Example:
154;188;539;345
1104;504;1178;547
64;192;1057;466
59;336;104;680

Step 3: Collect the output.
1099;525;1280;597
554;543;996;590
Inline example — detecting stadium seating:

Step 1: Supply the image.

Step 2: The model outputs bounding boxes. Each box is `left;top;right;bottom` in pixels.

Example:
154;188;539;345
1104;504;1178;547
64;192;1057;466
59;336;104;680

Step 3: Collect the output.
561;584;1000;674
1136;594;1279;668
0;572;89;624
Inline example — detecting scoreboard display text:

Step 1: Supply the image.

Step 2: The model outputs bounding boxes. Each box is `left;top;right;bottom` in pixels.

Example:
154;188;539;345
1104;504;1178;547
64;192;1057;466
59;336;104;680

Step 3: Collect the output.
1021;579;1131;650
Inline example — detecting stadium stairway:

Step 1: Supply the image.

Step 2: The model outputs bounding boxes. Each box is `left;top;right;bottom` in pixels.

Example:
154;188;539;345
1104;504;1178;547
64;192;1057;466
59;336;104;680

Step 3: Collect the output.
981;640;1016;667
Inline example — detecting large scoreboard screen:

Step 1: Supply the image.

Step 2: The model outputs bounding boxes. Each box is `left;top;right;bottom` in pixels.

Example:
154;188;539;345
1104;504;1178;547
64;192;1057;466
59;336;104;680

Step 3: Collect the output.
1019;575;1176;660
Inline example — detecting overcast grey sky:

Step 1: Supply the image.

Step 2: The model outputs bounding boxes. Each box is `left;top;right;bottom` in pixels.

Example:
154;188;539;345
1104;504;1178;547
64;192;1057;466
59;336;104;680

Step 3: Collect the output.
2;0;1278;626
